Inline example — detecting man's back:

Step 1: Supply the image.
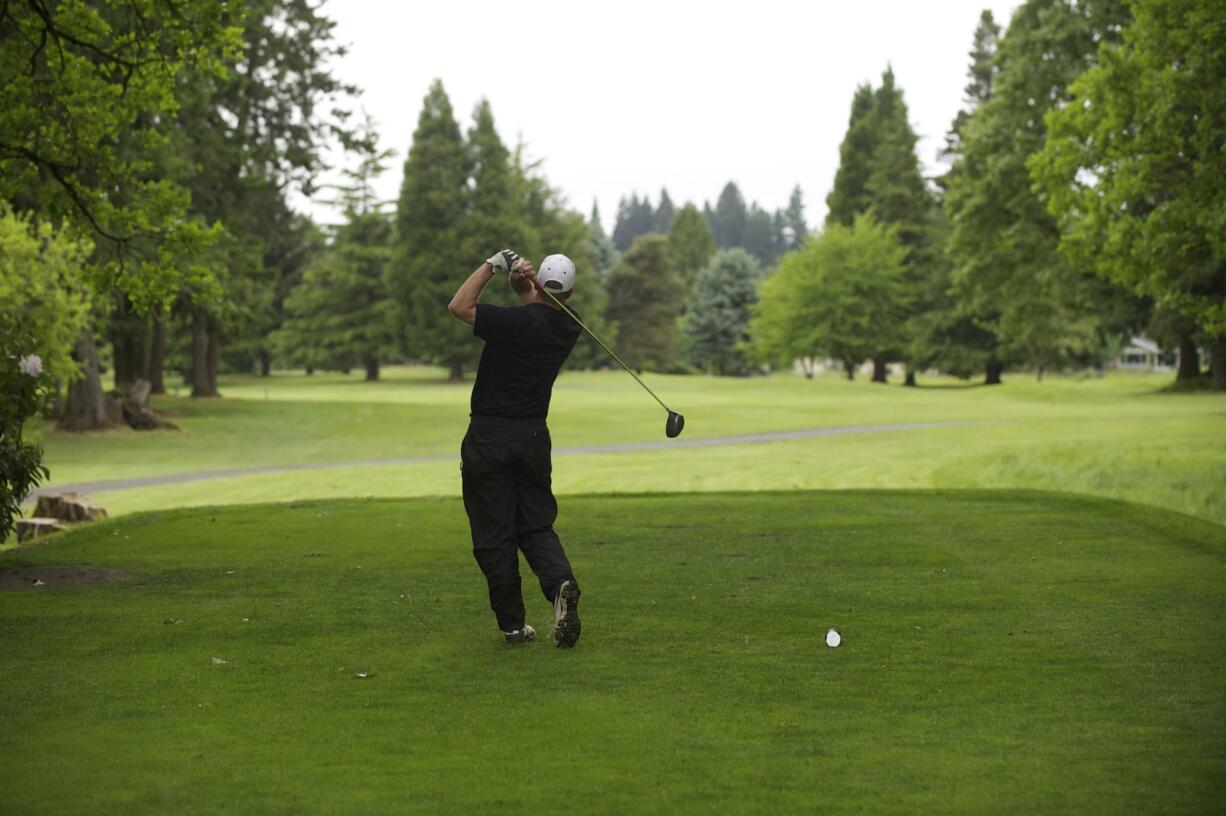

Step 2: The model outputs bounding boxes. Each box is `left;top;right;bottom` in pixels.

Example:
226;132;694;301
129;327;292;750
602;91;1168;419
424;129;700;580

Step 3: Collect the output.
470;302;581;419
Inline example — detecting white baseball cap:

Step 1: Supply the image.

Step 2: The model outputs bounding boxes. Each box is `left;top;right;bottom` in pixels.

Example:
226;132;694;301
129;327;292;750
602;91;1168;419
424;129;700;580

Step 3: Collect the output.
538;254;576;294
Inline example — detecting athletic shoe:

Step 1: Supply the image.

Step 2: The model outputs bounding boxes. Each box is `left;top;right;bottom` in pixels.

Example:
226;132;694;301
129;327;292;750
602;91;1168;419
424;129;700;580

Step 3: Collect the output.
552;581;581;648
503;624;536;644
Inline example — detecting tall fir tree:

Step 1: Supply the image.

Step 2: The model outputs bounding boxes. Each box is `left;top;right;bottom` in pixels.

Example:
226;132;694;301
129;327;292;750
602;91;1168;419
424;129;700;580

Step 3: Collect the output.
585;201;619;278
654;189;676;233
945;0;1131;381
388;79;471;380
781;185;807;251
667;204;716;286
612;193;657;251
712;182;748;249
825;85;877;227
273;147;396;380
605;234;686;370
742;205;778;266
684;249;762;375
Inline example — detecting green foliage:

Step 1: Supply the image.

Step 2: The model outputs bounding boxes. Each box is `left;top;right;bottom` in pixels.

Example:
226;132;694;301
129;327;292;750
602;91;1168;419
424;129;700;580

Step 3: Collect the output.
605;234;685;370
173;0;365;373
0;206;93;383
943;10;1002;163
0;347;49;543
1032;0;1226;341
611;194;655;252
742;206;778;266
0;0;240;306
273;149;396;375
825;85;877;227
711;182;748;249
751;215;908;377
945;0;1131;376
388;80;472;375
585;202;619;278
666;204;715;286
684;249;762;375
780;186;808;252
653;189;676;233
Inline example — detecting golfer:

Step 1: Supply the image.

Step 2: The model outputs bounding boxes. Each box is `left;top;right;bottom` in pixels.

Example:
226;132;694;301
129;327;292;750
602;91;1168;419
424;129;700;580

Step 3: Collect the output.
447;249;583;647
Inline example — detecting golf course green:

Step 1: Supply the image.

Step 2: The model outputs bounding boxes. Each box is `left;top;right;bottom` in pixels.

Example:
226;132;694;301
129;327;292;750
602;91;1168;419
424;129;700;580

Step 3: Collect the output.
2;491;1223;813
4;369;1224;812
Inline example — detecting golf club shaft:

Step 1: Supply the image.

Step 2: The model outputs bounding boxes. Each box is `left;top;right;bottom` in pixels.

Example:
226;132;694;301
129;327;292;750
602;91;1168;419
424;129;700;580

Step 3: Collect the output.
531;278;672;414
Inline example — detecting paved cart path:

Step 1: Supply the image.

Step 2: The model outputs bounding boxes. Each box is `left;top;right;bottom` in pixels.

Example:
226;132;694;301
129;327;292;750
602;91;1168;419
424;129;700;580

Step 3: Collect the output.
30;420;976;497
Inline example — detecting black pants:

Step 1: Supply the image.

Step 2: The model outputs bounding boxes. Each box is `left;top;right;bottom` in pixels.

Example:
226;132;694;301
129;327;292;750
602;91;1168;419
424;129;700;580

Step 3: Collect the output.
461;416;577;631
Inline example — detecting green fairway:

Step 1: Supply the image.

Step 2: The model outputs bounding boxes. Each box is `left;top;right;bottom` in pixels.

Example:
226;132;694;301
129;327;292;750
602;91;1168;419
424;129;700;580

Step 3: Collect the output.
26;367;1226;526
1;491;1223;814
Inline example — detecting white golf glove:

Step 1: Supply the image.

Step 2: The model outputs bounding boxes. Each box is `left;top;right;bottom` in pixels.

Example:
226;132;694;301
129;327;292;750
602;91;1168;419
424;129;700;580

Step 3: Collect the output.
486;249;521;275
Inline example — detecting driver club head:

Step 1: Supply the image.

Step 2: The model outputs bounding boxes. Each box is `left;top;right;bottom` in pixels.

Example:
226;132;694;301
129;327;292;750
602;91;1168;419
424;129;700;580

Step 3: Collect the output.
665;411;685;438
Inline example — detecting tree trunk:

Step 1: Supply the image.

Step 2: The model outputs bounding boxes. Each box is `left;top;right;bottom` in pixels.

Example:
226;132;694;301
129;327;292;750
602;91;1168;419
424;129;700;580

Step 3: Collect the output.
364;357;380;381
985;359;1003;385
870;358;888;383
191;312;220;398
259;350;271;378
306;366;314;376
57;330;112;431
206;326;221;396
800;357;815;379
148;308;166;395
904;368;917;387
1211;344;1226;392
449;355;463;381
843;360;855;381
1177;334;1201;380
1036;365;1045;382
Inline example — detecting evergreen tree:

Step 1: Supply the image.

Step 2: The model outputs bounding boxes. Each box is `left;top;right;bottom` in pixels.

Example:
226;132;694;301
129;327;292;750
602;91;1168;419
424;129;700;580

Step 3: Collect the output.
712;182;748;249
605;234;686;370
612;193;656;251
742;205;778;266
654;189;676;233
274;148;396;379
946;0;1130;381
585;201;619;278
825;85;877;227
667;204;716;286
943;10;1002;164
781;185;808;251
512;151;613;371
388;79;471;380
684;249;762;375
921;9;1007;382
460;100;524;267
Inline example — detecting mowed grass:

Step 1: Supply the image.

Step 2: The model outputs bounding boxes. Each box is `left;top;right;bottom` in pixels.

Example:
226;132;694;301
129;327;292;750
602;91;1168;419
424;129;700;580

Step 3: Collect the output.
26;367;1226;526
1;491;1224;814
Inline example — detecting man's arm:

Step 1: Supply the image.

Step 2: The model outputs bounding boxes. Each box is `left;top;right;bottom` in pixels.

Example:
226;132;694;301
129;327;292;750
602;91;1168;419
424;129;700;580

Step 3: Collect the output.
447;262;495;326
508;260;537;304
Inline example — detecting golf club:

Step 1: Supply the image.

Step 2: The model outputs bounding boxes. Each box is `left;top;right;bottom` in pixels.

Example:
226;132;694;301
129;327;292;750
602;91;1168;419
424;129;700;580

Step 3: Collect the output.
528;272;685;439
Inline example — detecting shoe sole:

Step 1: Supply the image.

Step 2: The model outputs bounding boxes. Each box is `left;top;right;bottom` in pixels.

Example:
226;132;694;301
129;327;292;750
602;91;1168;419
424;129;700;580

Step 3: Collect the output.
553;581;581;648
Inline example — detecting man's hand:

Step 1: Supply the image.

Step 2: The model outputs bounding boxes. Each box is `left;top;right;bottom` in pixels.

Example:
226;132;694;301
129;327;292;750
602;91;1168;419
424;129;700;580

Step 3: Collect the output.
486;249;521;275
509;259;537;299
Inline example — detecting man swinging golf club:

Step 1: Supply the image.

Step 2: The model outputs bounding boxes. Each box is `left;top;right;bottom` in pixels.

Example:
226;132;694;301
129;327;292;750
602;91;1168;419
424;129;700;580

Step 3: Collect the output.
448;249;582;647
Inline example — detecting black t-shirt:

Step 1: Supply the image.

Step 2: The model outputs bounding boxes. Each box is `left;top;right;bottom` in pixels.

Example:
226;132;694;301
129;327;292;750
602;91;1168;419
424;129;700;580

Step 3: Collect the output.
471;302;582;419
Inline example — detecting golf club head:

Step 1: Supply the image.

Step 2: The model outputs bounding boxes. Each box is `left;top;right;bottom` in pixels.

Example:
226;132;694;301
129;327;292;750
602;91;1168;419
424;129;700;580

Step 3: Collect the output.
666;411;685;438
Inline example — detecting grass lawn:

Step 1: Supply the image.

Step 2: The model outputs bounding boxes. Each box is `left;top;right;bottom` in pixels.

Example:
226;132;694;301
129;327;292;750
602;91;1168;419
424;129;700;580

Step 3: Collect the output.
25;367;1226;526
1;491;1223;814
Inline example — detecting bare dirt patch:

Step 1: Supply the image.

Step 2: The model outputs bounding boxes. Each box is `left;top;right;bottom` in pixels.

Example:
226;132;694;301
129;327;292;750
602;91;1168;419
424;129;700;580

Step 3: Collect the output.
0;565;130;591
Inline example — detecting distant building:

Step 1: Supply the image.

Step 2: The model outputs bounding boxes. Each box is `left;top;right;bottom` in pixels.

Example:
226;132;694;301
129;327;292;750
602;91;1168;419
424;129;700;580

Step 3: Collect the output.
1114;336;1171;372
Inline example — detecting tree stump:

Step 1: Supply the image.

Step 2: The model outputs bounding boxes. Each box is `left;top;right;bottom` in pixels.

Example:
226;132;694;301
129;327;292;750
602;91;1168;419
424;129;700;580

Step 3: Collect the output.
112;378;178;431
33;493;108;523
16;518;65;543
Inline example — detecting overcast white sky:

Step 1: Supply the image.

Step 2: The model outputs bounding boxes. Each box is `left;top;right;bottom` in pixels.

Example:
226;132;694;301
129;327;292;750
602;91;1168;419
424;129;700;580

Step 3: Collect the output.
298;0;1020;232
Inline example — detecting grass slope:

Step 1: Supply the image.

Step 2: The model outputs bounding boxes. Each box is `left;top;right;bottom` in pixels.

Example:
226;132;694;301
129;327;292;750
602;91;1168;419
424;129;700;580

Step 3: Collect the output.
2;491;1223;814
